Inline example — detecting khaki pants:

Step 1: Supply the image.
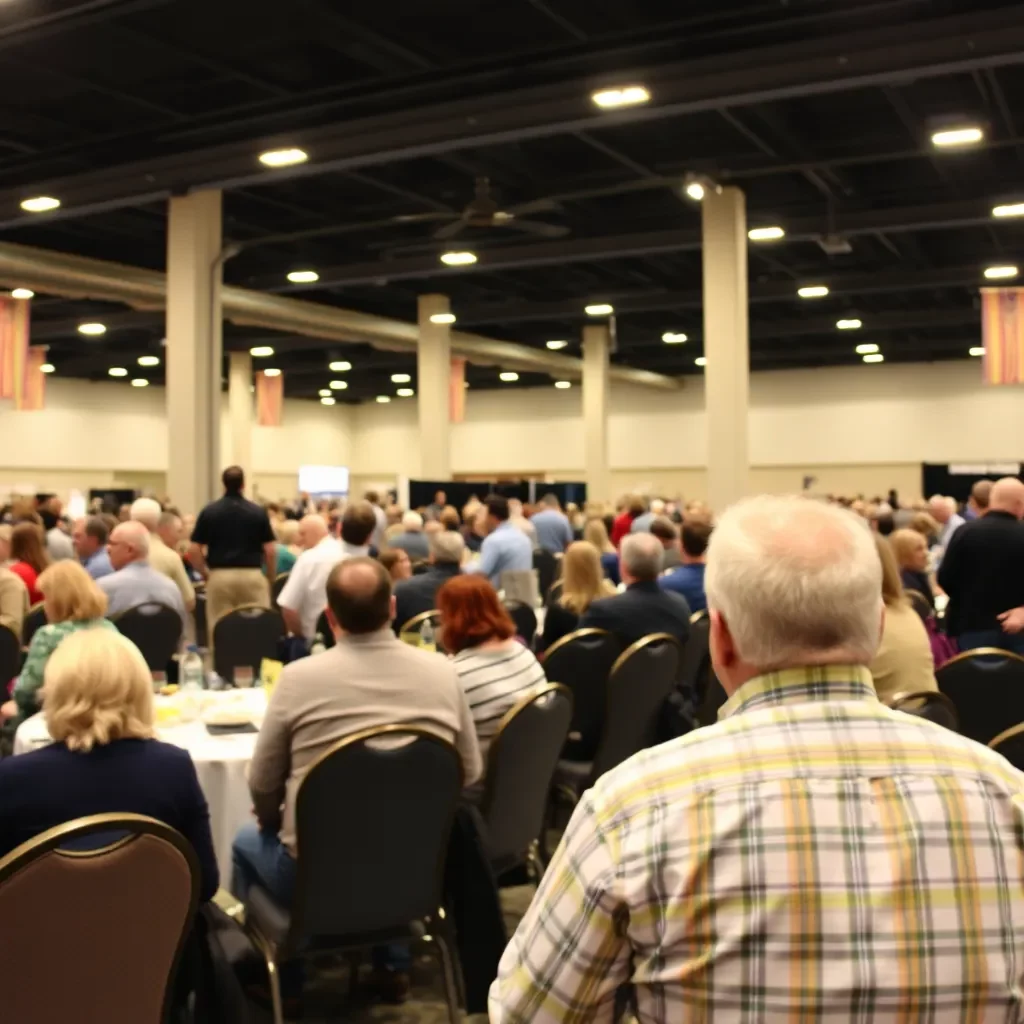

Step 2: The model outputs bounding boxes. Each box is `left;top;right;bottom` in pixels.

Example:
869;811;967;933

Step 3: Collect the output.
206;568;270;638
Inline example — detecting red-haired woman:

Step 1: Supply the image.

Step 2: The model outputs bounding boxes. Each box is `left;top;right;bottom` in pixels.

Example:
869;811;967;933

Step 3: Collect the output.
436;575;546;762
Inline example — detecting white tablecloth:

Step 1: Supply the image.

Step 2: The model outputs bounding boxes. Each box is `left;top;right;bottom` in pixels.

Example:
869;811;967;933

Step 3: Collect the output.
13;688;267;884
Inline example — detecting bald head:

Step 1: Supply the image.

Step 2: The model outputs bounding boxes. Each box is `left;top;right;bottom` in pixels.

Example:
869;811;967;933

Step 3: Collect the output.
325;557;393;634
927;495;955;524
990;477;1024;519
298;514;328;550
109;520;150;570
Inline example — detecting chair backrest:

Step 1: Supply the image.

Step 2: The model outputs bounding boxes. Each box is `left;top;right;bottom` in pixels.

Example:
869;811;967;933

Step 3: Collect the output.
679;610;712;706
0;622;20;683
888;689;959;731
500;569;538;607
542;628;622;761
0;813;199;1024
289;726;462;946
592;634;683;780
112;602;183;671
989;722;1024;772
271;572;290;607
936;647;1024;745
398;609;445;653
482;685;573;869
504;599;538;646
315;609;336;649
906;588;932;622
212;604;285;680
547;578;564;603
22;600;46;647
193;589;208;649
533;549;559;599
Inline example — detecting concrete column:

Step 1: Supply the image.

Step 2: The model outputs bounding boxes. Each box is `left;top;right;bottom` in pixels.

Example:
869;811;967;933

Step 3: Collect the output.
166;190;223;512
582;323;611;502
228;351;252;473
417;294;452;480
702;186;750;513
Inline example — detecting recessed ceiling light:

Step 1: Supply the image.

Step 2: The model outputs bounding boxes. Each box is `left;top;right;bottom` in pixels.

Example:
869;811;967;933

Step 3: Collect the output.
837;318;863;330
931;126;984;148
263;368;282;377
554;380;571;389
440;251;477;266
499;371;519;382
591;85;650;109
797;285;829;299
250;345;274;357
329;380;348;390
985;265;1019;280
662;331;688;344
286;270;319;284
862;353;884;363
695;356;707;367
429;312;456;325
391;373;411;383
320;396;336;406
130;378;149;387
546;340;568;350
748;226;785;241
137;355;160;367
40;363;54;374
259;147;308;168
10;288;33;300
376;395;391;403
396;388;415;397
318;389;331;397
855;343;879;355
970;346;985;357
585;303;614;316
684;181;705;202
329;360;351;372
78;322;106;336
20;196;60;213
993;202;1024;219
108;367;127;377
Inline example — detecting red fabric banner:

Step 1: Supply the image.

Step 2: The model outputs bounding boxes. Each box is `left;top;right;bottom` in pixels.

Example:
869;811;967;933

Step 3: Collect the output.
449;357;466;423
981;287;1024;385
19;346;46;411
255;371;283;426
0;298;29;402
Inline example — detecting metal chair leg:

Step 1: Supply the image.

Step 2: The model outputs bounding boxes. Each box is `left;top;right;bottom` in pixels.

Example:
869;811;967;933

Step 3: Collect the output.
247;928;285;1024
434;931;463;1024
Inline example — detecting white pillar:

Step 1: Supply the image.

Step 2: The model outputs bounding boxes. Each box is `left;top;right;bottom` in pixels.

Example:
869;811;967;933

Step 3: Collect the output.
582;323;611;502
166;190;223;512
228;351;252;473
702;186;750;513
417;294;452;480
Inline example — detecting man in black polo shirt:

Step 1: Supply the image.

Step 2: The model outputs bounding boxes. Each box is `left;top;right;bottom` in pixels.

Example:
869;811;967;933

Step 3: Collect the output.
189;466;277;629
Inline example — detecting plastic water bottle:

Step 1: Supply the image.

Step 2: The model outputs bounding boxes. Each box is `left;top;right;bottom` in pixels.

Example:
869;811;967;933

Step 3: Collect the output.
420;619;436;649
310;633;327;656
181;645;205;691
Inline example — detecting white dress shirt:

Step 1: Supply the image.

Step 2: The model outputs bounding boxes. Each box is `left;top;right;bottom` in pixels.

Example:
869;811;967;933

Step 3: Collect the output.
277;536;345;639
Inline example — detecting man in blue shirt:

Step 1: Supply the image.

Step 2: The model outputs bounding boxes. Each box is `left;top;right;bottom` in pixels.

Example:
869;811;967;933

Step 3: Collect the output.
659;518;712;613
72;516;113;579
468;495;533;587
530;493;574;553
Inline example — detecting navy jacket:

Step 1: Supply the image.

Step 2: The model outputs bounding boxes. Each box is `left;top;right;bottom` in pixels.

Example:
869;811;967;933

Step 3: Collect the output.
0;738;219;900
580;580;691;648
393;563;462;633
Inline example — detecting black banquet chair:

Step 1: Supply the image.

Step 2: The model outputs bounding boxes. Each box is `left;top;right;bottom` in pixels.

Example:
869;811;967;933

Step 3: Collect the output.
112;602;183;671
888;690;959;731
22;601;46;648
504;599;538;647
212;605;285;681
244;726;465;1024
936;647;1024;746
270;572;290;609
680;610;713;715
314;609;335;649
481;684;573;881
542;628;622;762
533;549;559;600
0;623;20;687
989;722;1024;772
906;589;932;622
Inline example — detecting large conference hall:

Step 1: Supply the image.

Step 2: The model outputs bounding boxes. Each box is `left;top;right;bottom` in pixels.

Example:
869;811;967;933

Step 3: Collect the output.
2;1;1024;1022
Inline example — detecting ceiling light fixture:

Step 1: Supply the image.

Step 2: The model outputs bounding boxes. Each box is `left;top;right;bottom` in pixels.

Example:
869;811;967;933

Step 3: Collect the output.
429;312;456;325
661;331;688;344
984;265;1019;280
695;356;707;367
258;147;308;168
855;343;879;355
376;395;391;403
40;363;54;374
546;340;568;350
585;303;614;316
286;270;319;284
554;380;571;389
78;322;106;336
748;226;785;241
440;251;477;266
797;285;829;299
318;389;331;397
263;368;282;377
329;360;351;372
499;372;519;382
137;355;160;367
970;346;985;357
250;345;274;357
20;196;60;213
391;373;411;383
10;288;33;300
837;318;863;330
993;202;1024;219
684;181;705;202
108;367;127;377
591;85;650;109
329;380;348;390
130;378;149;387
862;353;885;363
931;126;984;148
396;388;415;397
320;396;336;406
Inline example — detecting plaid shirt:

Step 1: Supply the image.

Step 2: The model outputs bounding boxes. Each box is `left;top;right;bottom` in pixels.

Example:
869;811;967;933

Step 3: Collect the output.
490;664;1024;1023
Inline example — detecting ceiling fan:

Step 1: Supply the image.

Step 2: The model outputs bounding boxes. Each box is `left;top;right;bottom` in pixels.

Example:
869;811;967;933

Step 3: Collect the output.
431;177;569;240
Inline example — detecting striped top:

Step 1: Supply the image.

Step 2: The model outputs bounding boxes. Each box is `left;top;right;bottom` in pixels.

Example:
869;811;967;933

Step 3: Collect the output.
452;641;547;760
490;663;1024;1023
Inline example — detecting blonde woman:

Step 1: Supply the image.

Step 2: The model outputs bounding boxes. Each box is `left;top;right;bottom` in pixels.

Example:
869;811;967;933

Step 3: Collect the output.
0;628;218;899
870;535;937;703
0;560;118;730
890;528;935;609
540;541;616;651
583;517;620;585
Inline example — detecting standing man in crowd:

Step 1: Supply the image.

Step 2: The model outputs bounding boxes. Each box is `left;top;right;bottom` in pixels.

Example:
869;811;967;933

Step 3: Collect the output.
530;493;573;554
630;497;665;534
365;491;388;551
188;466;276;628
966;478;993;520
659;517;711;612
340;500;377;558
72;516;112;580
277;514;342;641
492;495;1024;1022
426;489;447;521
928;494;964;554
467;495;533;588
388;511;430;560
649;516;682;569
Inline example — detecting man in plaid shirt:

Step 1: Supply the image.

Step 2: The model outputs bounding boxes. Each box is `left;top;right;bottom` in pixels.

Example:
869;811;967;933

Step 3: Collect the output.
491;495;1024;1022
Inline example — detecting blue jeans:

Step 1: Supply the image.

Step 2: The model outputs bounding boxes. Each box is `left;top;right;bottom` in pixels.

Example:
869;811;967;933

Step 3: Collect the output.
957;629;1024;656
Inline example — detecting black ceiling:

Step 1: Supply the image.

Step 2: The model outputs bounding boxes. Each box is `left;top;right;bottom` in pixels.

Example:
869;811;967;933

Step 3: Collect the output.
2;0;1023;401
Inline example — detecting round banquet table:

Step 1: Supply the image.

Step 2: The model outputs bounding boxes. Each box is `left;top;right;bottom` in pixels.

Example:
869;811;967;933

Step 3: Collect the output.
13;687;267;885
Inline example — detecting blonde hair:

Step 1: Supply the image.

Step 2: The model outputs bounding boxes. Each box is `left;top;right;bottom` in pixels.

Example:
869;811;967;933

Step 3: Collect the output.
890;528;926;569
875;535;908;608
38;560;107;622
276;519;299;546
43;628;154;752
909;512;938;539
560;541;615;615
583;517;615;554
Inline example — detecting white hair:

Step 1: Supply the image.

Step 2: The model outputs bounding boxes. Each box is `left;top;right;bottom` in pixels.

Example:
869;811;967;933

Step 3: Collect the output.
430;530;465;564
621;531;664;581
130;497;162;532
705;495;882;669
928;495;956;513
402;511;424;531
650;498;665;515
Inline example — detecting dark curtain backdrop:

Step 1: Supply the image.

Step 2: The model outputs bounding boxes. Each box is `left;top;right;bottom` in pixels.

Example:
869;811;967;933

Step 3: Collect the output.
920;463;1022;504
409;480;587;511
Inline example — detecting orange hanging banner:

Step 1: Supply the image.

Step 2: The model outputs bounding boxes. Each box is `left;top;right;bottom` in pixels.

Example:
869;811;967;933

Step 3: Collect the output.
449;357;466;423
19;346;46;411
255;370;283;426
981;287;1024;385
0;297;29;402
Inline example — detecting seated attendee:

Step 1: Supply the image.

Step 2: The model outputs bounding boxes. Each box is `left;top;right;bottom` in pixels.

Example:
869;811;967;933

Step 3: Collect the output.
387;511;430;560
0;628;218;900
870;535;937;703
531;494;574;554
131;497;195;612
437;574;546;762
492;495;1024;1022
580;533;691;646
273;518;301;575
1;561;119;731
340;499;377;557
869;510;895;536
909;511;940;548
0;565;27;639
462;505;488;554
540;540;615;651
507;498;538;547
380;548;413;585
426;489;447;522
439;506;461;532
966;479;992;520
929;494;965;554
659;518;712;613
467;496;533;588
610;494;646;548
583;517;620;585
99;521;187;628
72;516;113;580
649;516;682;570
40;507;74;562
9;521;50;605
630;498;665;535
393;531;464;633
277;515;344;641
0;523;12;567
890;528;934;609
